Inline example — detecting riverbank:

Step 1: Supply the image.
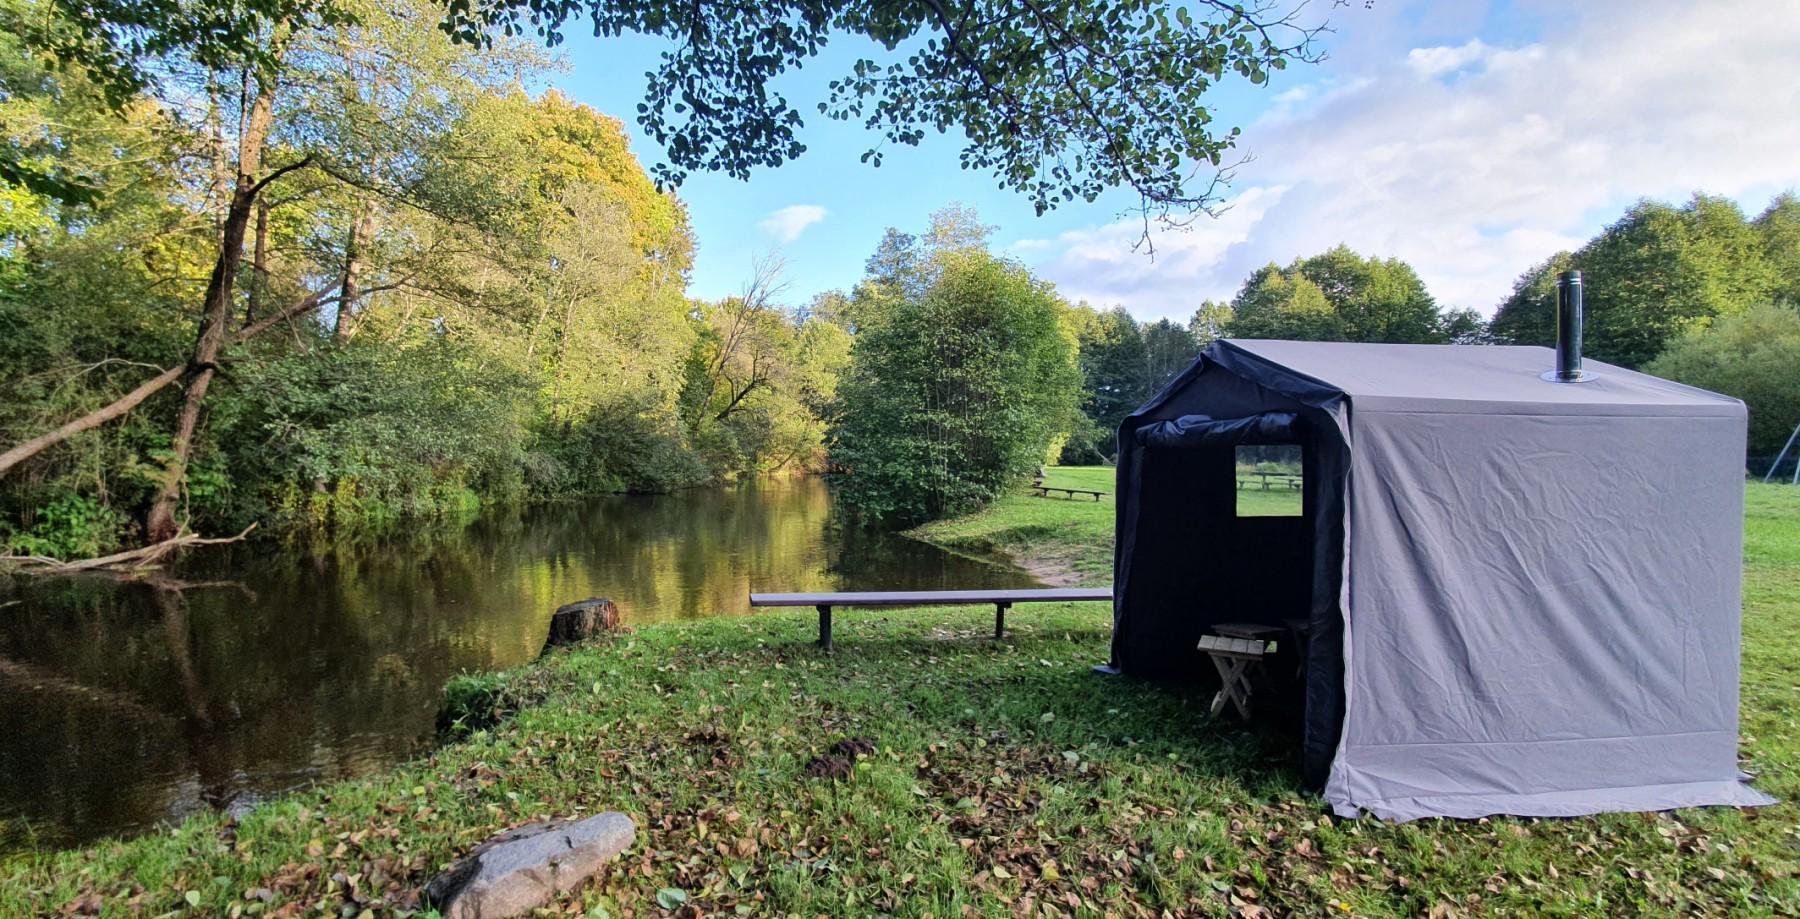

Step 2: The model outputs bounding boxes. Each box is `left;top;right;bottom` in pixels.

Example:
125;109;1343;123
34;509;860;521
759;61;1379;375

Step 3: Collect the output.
3;479;1797;917
0;478;1032;851
907;467;1117;586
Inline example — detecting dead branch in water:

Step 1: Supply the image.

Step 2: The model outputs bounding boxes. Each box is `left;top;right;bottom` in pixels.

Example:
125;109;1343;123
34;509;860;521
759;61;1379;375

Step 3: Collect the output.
1;524;257;576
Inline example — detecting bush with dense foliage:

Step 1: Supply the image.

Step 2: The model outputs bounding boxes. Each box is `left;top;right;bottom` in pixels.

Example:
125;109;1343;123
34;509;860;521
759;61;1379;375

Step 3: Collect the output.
830;221;1080;525
1644;304;1800;459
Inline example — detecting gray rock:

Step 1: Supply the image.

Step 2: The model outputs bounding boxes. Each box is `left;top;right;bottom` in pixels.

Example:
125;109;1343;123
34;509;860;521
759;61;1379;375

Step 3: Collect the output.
424;813;635;919
542;598;621;652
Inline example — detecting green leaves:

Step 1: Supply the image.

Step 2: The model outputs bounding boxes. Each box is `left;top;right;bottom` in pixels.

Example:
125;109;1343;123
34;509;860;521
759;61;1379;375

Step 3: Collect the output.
1491;194;1795;369
436;0;1324;219
14;0;355;110
830;208;1081;525
1223;246;1458;345
1645;304;1800;457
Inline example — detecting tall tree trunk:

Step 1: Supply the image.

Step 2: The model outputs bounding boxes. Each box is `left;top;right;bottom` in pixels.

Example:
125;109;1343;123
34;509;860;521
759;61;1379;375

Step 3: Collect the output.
248;198;270;327
335;197;376;340
143;70;278;544
206;72;230;234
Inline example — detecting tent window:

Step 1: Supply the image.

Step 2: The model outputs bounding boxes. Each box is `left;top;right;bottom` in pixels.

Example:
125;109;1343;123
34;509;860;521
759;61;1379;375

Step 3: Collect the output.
1236;445;1303;517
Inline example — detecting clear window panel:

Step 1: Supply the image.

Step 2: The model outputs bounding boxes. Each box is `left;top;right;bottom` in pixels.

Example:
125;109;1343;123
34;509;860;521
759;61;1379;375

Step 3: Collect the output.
1236;445;1303;517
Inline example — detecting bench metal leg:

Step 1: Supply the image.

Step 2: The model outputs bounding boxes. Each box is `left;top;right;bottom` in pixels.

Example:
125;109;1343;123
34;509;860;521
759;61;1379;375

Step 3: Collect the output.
816;604;832;651
993;602;1011;640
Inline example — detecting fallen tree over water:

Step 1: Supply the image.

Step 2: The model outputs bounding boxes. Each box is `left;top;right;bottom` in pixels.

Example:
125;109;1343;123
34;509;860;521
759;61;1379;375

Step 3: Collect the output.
0;525;257;579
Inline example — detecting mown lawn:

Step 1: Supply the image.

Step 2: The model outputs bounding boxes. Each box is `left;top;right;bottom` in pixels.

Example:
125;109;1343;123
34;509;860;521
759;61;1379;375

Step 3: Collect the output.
907;468;1116;585
910;467;1300;584
1;479;1795;917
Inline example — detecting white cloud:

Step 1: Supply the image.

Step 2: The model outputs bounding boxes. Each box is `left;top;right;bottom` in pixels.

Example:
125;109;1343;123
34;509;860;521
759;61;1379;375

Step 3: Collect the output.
1012;186;1288;313
1023;0;1800;320
758;204;828;243
1405;39;1495;78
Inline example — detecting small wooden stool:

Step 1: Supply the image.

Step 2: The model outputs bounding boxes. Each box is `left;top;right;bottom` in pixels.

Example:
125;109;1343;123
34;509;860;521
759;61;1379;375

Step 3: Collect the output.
1198;634;1275;719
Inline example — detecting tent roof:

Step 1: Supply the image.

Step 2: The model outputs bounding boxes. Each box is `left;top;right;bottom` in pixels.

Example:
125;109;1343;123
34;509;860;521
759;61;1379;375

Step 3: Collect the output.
1216;339;1744;416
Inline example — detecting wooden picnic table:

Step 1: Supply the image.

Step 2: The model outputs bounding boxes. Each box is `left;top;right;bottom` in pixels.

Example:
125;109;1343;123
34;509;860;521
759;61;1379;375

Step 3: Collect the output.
749;587;1113;650
1237;471;1302;491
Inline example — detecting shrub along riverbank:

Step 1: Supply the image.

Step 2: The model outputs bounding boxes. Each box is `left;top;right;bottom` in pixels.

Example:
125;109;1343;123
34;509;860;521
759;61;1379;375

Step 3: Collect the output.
2;478;1796;917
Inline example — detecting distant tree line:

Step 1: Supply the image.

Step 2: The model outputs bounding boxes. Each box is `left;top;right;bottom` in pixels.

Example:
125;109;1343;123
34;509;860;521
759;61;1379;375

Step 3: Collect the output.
1056;245;1483;462
1053;193;1799;466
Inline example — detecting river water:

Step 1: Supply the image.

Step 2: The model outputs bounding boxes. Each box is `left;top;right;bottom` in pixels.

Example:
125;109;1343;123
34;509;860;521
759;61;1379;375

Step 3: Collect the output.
0;478;1037;849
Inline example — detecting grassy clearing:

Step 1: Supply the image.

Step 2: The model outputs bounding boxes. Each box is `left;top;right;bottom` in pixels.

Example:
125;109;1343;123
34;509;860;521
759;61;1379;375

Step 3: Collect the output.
909;467;1301;585
2;480;1796;917
907;468;1116;586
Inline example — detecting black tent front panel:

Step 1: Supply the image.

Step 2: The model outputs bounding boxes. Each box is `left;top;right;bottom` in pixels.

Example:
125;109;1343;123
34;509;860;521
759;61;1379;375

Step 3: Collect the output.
1111;349;1351;785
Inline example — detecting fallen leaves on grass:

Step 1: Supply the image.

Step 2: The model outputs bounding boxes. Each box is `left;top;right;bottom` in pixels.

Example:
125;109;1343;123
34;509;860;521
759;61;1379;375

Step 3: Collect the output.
803;754;853;780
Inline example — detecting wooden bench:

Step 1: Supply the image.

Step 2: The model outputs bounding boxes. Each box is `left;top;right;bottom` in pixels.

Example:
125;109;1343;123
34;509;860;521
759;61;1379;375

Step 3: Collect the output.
748;588;1113;650
1031;485;1107;500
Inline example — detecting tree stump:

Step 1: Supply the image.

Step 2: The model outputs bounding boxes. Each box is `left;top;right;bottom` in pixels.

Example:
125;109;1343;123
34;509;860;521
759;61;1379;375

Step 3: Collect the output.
541;598;621;654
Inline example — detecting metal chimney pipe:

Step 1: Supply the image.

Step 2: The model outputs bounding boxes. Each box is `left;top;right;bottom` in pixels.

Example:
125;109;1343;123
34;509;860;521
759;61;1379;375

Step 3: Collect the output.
1541;270;1592;383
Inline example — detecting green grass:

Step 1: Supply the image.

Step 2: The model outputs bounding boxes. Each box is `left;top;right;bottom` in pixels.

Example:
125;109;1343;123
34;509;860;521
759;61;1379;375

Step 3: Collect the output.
907;467;1118;585
3;479;1797;917
909;466;1301;584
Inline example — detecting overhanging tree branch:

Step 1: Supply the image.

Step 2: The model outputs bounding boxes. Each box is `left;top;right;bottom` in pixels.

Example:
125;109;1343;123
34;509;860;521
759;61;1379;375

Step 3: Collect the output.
0;281;370;479
438;0;1326;224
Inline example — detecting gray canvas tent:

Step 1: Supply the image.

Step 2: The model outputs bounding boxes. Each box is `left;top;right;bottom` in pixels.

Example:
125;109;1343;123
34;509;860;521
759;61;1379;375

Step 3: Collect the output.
1110;339;1775;821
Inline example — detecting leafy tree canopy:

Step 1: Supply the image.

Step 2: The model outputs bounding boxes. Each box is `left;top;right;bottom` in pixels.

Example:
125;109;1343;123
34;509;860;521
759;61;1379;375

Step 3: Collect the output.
15;0;1324;227
1217;245;1471;344
1186;245;1489;346
1140;317;1198;388
831;208;1079;525
1057;305;1197;463
1755;192;1800;307
1224;264;1338;340
1077;306;1149;440
0;0;353;201
437;0;1321;220
1490;194;1787;368
1644;304;1800;459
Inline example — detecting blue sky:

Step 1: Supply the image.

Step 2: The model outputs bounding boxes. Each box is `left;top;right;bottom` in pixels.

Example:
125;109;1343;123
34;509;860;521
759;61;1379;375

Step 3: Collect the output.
550;0;1800;321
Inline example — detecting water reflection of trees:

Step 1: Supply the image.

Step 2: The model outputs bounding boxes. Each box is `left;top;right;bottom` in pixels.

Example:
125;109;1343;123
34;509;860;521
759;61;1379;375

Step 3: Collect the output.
0;478;1034;847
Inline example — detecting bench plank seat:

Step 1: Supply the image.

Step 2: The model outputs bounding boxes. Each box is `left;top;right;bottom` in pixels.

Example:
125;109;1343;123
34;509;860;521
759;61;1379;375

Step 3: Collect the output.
749;587;1113;649
1031;485;1107;500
